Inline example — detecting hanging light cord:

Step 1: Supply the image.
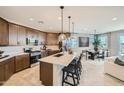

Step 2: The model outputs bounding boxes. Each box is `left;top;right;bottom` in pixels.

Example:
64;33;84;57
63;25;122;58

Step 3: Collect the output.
72;22;74;35
68;16;71;34
60;6;64;34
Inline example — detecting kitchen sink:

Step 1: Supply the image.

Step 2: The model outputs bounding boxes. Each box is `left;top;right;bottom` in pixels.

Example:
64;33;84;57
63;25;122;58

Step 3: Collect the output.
54;53;63;57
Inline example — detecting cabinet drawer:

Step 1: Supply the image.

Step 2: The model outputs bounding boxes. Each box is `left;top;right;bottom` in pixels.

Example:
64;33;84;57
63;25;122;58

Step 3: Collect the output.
0;57;15;83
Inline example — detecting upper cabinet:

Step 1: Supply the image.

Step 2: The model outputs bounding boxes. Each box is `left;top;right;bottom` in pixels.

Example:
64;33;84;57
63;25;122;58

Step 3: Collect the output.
38;31;47;45
9;23;18;45
0;17;58;46
18;26;26;45
46;33;58;45
9;23;27;46
26;28;38;40
0;18;9;45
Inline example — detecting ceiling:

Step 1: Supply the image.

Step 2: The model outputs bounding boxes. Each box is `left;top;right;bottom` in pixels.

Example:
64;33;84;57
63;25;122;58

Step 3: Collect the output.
0;6;124;34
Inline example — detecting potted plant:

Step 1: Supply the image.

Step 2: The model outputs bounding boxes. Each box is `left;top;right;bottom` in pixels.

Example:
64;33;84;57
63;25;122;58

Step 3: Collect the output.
92;35;101;52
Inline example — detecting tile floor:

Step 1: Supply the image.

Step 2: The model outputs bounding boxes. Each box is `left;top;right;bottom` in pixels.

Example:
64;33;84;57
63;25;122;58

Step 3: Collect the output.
2;59;124;86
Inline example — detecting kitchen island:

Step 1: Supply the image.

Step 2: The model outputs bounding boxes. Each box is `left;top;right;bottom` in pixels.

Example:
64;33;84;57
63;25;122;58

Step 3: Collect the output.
39;52;78;86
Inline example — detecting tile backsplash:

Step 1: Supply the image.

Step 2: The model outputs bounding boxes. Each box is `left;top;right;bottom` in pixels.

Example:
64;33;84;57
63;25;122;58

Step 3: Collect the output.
0;45;59;55
0;45;42;55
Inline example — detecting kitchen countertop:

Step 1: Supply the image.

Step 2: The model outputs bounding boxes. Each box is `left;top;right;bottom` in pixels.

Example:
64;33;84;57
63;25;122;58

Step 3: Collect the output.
38;52;78;66
0;52;29;63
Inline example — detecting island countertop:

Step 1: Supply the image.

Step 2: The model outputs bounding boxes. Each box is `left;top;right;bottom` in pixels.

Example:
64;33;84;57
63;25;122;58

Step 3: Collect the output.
38;52;78;66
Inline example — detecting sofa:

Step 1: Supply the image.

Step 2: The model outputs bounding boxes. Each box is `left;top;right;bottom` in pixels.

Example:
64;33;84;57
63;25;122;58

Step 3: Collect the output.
104;56;124;81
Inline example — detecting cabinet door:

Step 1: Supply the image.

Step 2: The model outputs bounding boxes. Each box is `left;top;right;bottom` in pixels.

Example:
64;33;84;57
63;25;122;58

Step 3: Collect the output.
38;32;47;45
0;18;9;45
15;56;23;72
15;54;30;72
46;33;58;45
18;26;26;45
0;63;5;82
22;54;30;69
4;58;15;80
9;23;18;45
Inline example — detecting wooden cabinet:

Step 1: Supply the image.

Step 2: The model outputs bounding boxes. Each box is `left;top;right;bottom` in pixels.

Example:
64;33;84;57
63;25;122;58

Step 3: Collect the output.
27;28;38;40
9;23;27;45
0;64;5;82
40;62;53;86
15;54;30;72
0;57;15;83
18;26;26;45
38;31;46;45
4;58;15;80
47;50;59;56
46;33;58;45
9;23;18;45
0;18;9;45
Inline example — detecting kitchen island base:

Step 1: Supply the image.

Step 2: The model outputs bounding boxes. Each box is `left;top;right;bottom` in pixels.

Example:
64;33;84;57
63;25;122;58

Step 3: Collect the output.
40;61;64;86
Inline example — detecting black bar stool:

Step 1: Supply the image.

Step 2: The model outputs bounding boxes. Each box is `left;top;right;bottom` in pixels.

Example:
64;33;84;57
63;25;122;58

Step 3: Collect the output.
62;53;83;86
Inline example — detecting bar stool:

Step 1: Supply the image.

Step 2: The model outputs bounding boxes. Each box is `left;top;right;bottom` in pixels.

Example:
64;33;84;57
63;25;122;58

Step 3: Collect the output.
62;61;79;86
62;53;83;86
69;53;83;75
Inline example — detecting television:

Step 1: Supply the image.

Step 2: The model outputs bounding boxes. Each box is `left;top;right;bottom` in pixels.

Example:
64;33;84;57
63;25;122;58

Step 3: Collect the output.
79;37;89;47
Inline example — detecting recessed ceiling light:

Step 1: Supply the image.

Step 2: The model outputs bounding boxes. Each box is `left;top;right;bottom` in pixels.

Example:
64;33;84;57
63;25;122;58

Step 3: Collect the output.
29;18;34;21
112;17;117;21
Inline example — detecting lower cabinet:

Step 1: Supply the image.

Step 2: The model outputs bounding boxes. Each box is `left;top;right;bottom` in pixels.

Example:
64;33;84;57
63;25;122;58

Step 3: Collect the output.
4;58;15;80
0;57;15;83
47;50;60;56
15;54;30;72
0;64;5;82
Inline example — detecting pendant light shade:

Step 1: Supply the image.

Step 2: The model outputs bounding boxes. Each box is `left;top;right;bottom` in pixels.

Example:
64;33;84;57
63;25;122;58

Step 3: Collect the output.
58;6;66;42
58;33;66;41
67;16;71;40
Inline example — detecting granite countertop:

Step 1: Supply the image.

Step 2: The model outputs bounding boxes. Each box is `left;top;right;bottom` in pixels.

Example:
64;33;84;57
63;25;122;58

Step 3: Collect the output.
0;52;29;63
38;52;78;66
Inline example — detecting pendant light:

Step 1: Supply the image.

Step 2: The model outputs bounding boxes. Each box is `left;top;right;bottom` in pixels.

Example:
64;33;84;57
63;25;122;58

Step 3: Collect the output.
58;6;66;42
67;16;71;40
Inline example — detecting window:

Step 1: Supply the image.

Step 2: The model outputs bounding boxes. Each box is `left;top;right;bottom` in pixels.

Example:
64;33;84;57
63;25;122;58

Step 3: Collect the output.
71;38;78;48
120;35;124;55
66;38;78;48
99;35;108;49
89;35;94;44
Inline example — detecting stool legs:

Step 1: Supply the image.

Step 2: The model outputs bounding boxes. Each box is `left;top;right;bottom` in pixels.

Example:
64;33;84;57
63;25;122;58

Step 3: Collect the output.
72;74;76;86
62;71;65;86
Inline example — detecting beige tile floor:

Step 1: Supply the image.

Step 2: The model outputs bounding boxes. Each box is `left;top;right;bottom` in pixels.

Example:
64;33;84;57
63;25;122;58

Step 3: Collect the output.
2;59;124;86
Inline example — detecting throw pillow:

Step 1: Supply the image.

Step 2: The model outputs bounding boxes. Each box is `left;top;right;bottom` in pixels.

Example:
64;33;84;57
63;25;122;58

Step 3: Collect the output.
114;57;124;66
